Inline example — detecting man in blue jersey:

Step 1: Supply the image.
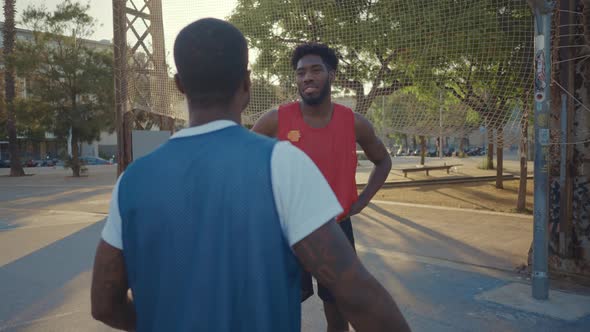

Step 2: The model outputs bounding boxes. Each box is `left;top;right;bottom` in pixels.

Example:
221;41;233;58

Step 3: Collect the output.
90;18;410;332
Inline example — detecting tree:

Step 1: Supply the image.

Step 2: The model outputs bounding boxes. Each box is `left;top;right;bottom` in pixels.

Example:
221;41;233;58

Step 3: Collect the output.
245;77;285;122
229;0;426;114
3;0;25;176
17;1;114;176
419;136;426;166
231;1;530;147
440;2;533;188
517;94;530;212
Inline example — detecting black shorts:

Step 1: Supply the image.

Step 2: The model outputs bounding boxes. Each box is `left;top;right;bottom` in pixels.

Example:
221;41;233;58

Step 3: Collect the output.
300;218;356;303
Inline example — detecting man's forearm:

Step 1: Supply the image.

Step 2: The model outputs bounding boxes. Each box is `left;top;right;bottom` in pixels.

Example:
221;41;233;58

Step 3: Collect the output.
91;241;137;331
336;275;411;332
358;158;392;205
95;295;136;331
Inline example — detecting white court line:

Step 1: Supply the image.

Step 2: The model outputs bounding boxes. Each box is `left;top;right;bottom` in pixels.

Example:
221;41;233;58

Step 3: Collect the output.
370;200;533;219
0;207;107;217
0;184;113;188
0;207;107;231
0;219;104;232
0;311;82;331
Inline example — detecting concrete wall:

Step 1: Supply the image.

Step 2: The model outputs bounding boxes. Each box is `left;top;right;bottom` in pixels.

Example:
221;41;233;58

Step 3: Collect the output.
131;130;171;160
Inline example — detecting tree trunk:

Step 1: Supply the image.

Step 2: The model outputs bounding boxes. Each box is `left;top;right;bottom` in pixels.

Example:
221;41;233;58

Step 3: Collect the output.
496;127;504;189
517;106;529;211
4;0;25;177
412;136;417;152
71;129;81;177
70;91;81;177
403;134;409;154
419;135;426;165
459;138;465;157
487;129;494;170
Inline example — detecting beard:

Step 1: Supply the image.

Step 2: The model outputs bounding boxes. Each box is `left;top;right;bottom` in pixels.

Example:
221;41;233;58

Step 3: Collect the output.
300;81;330;106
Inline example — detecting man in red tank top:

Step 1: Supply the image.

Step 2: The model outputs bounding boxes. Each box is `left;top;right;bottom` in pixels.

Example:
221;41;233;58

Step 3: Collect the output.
253;43;392;332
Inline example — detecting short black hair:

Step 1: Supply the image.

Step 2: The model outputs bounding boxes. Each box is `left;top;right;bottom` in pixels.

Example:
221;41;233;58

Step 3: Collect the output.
291;43;338;71
174;18;248;108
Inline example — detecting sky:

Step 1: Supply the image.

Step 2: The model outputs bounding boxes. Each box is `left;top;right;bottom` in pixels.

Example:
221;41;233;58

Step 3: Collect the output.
2;0;238;64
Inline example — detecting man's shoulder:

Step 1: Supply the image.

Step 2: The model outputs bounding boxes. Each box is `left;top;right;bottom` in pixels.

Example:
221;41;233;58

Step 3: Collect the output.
254;102;298;136
332;103;357;124
279;101;299;109
246;126;279;144
334;102;353;112
277;101;301;116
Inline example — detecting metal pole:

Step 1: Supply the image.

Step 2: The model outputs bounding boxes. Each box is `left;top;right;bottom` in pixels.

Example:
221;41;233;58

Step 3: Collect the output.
382;95;386;142
558;0;577;257
113;0;132;175
439;92;443;159
531;3;553;300
559;94;567;254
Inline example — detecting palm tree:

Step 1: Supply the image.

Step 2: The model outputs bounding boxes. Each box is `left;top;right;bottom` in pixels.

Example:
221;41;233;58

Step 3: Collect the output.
4;0;25;176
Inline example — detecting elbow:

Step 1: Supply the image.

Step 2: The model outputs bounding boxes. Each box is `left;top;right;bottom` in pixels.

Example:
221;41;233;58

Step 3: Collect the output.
385;155;392;171
378;154;392;173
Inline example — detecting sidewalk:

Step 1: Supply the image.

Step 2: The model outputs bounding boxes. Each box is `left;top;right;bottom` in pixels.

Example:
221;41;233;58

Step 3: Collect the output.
302;202;590;331
356;155;534;185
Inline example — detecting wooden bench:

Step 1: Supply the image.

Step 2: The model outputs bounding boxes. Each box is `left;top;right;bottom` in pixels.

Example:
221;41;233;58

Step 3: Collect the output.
397;164;463;177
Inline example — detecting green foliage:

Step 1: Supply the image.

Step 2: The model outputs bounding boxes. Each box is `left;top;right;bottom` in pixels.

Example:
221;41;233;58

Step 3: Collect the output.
13;0;114;176
16;1;114;141
230;0;533;138
248;77;286;116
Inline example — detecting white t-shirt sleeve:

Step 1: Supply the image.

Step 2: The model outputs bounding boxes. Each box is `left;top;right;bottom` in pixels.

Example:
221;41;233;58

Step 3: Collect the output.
101;175;124;249
271;142;343;247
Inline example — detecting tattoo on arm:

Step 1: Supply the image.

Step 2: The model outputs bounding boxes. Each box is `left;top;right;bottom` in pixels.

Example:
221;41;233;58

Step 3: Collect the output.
293;221;411;332
293;220;363;295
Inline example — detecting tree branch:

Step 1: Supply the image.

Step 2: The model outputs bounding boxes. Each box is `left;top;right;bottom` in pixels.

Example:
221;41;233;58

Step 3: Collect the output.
374;80;411;96
273;36;307;44
335;79;364;96
447;86;465;102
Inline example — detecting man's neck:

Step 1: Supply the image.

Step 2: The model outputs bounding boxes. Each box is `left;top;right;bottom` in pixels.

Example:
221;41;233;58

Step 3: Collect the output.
300;97;333;119
188;108;241;127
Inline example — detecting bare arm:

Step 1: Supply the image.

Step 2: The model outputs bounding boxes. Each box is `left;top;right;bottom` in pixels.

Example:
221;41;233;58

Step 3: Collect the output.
251;109;278;138
91;240;136;331
293;220;411;332
350;113;392;216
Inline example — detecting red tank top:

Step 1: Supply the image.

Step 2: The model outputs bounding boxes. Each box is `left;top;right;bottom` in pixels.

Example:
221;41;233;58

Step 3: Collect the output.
278;102;358;221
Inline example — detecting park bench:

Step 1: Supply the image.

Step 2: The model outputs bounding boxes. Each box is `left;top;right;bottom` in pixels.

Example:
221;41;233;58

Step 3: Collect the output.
397;164;462;177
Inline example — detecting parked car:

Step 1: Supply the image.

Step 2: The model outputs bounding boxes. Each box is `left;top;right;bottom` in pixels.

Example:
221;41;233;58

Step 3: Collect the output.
427;149;438;157
24;159;39;167
80;156;112;165
444;148;455;157
465;147;485;156
0;160;9;168
38;158;58;167
396;147;408;156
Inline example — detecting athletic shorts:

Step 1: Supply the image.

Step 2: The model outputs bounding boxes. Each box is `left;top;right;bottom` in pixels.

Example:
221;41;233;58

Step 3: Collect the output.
300;218;356;303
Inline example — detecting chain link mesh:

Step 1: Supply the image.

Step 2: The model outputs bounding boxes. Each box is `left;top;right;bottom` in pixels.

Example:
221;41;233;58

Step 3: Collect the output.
124;0;534;147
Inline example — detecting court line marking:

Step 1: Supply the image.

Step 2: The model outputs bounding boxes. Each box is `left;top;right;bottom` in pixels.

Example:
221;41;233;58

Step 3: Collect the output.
370;200;533;219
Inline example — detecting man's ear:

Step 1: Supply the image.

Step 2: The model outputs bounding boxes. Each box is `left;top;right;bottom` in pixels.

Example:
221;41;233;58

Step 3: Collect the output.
244;70;251;93
174;74;185;94
329;70;336;84
239;70;252;112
